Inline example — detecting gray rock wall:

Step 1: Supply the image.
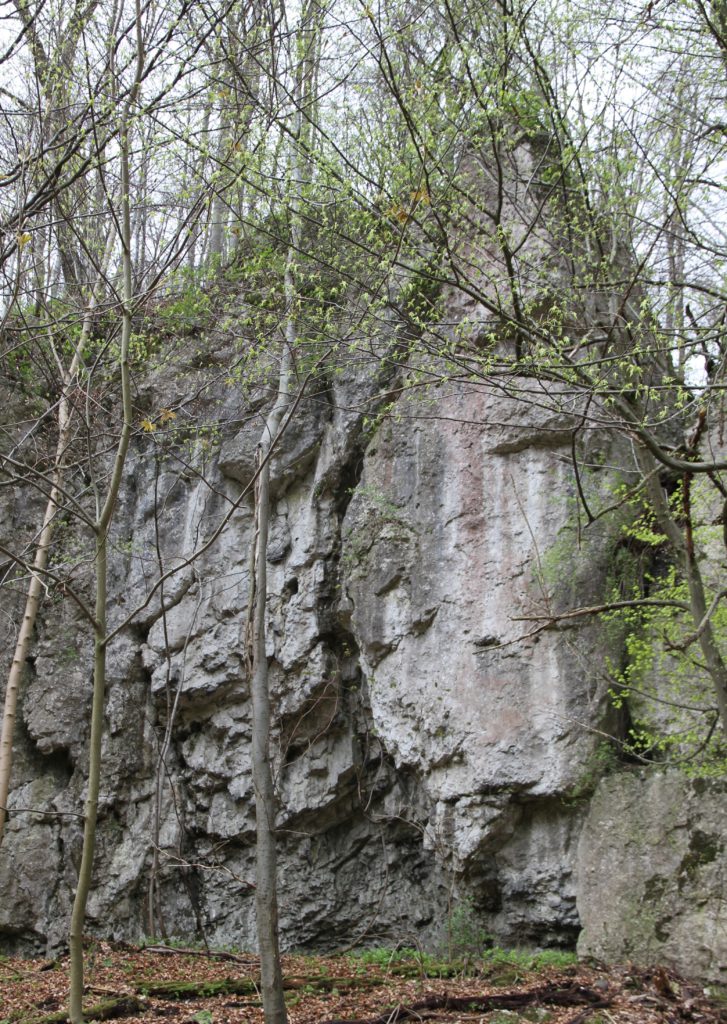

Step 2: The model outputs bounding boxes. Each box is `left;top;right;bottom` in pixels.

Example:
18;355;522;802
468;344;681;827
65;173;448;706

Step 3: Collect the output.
0;329;723;983
577;771;727;983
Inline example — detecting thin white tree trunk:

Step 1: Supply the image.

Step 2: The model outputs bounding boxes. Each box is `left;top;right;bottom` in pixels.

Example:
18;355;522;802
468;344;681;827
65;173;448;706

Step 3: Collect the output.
0;300;98;844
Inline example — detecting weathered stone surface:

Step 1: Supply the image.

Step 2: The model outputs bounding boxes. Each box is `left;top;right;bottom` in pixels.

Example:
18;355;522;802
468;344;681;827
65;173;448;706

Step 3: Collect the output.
0;317;721;983
338;382;620;945
0;774;74;953
219;391;327;496
577;771;727;983
344;390;605;804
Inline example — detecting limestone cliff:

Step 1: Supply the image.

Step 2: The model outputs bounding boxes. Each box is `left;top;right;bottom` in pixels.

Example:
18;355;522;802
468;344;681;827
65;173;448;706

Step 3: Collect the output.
0;317;724;984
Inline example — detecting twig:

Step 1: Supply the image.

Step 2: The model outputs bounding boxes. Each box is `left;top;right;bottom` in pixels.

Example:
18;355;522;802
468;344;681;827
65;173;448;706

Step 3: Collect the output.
139;943;257;965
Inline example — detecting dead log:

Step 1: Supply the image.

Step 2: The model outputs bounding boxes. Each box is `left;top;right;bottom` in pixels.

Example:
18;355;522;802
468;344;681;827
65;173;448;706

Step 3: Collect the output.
321;982;613;1024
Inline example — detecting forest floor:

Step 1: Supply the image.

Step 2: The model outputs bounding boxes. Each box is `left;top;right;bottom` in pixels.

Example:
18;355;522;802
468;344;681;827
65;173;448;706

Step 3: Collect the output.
1;944;725;1024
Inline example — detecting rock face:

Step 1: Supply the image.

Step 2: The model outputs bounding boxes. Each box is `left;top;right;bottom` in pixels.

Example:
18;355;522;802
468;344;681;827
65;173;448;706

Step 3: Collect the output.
0;327;723;982
577;772;727;983
342;385;613;944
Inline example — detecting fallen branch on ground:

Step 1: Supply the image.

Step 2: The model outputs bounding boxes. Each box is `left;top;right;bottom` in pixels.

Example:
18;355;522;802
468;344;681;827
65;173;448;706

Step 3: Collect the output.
320;982;613;1024
138;944;257;965
17;996;142;1024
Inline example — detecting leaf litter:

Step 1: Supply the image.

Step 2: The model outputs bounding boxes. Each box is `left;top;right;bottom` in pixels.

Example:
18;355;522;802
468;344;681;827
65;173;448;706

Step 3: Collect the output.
0;945;725;1024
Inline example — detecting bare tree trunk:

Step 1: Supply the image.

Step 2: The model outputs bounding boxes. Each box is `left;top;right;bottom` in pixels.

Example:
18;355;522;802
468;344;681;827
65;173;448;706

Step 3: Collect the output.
187;102;212;275
248;352;290;1023
245;54;307;1024
0;473;63;841
246;306;296;1024
67;12;139;1014
0;298;99;844
207;99;231;266
244;7;328;1015
68;531;108;1024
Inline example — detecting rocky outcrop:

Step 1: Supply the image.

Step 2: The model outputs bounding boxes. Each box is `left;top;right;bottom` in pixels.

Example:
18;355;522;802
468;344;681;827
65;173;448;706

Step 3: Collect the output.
577;771;727;983
0;314;723;981
341;383;617;944
0;342;612;956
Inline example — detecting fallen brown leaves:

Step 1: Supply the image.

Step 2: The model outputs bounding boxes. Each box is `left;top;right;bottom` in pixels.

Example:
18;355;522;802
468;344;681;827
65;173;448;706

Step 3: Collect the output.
0;945;724;1024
